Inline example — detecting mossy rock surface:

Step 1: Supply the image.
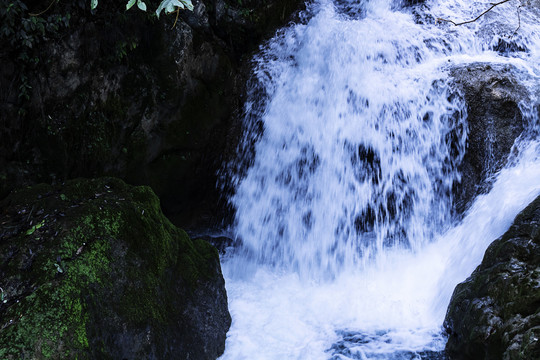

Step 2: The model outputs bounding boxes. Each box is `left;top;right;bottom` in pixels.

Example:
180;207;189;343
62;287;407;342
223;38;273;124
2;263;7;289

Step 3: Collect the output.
0;177;230;359
444;195;540;360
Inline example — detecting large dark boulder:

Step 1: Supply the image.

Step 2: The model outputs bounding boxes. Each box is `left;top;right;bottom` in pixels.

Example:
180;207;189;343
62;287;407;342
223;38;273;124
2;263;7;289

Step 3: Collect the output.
0;0;302;228
450;63;530;215
0;177;230;359
444;195;540;360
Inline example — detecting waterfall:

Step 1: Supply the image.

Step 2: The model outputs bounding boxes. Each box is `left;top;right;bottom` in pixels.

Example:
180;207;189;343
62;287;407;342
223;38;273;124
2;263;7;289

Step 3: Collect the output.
220;0;540;358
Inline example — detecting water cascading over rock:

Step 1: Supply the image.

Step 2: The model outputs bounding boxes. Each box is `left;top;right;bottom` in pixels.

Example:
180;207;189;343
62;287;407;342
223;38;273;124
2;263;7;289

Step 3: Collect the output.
219;0;540;358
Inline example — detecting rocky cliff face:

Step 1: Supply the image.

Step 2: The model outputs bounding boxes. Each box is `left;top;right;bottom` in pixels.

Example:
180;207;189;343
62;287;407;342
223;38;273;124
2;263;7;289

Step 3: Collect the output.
0;0;302;228
0;177;231;359
444;195;540;360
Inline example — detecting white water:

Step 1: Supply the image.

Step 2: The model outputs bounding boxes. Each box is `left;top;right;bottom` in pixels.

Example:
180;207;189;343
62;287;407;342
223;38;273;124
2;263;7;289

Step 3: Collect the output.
220;0;540;358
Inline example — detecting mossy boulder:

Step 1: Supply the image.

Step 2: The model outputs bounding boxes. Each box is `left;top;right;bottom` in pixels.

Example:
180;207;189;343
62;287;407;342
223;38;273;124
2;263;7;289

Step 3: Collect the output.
444;195;540;360
0;177;230;359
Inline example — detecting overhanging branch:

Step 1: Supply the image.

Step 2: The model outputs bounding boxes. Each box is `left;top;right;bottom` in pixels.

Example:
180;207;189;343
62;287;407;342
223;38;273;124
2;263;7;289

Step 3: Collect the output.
437;0;514;26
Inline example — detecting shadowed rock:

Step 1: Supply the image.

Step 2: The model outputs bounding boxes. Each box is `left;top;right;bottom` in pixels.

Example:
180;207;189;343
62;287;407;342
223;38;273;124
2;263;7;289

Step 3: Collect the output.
444;195;540;360
450;63;530;216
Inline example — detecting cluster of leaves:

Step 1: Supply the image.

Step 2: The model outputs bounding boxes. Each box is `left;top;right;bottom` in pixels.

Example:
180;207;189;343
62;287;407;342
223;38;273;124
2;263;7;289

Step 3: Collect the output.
0;1;70;105
91;0;194;17
0;1;70;64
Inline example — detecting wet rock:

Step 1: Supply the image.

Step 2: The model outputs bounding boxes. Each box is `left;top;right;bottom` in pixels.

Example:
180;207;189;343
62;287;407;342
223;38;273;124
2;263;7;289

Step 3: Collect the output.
401;0;426;7
194;234;235;254
444;195;540;360
491;38;528;56
0;177;230;359
328;330;449;359
450;63;530;215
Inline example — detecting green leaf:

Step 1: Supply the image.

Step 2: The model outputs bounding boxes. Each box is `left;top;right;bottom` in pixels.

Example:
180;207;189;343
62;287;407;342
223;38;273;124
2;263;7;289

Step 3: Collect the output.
156;0;194;18
54;263;64;273
26;220;45;236
91;0;98;10
126;0;136;10
183;0;194;11
137;0;147;11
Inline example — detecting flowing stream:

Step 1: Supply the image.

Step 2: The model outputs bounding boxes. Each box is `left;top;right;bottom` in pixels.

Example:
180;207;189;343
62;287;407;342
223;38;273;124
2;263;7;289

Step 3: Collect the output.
219;0;540;358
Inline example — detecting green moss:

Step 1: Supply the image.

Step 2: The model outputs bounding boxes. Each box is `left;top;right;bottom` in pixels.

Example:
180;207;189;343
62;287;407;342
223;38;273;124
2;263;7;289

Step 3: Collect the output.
110;185;219;326
0;190;117;358
0;177;221;358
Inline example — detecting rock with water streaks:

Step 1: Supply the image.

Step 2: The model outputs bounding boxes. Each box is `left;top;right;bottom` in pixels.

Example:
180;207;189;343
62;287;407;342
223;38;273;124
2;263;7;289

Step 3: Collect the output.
450;63;531;216
0;177;230;359
444;195;540;360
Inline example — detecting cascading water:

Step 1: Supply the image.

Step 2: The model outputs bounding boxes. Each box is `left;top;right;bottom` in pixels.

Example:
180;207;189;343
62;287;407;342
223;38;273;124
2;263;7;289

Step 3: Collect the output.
220;0;540;358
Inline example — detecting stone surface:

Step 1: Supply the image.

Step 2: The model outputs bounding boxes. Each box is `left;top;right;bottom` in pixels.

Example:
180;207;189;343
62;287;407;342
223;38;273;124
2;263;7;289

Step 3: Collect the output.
450;63;530;215
444;195;540;360
0;177;230;359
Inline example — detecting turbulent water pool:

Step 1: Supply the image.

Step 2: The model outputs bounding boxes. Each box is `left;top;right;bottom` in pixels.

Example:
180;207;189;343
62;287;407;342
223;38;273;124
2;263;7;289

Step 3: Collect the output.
218;0;540;358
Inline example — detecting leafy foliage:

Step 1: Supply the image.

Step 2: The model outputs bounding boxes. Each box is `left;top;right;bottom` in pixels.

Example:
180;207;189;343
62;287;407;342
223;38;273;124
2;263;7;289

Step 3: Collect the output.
92;0;194;17
0;1;71;104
